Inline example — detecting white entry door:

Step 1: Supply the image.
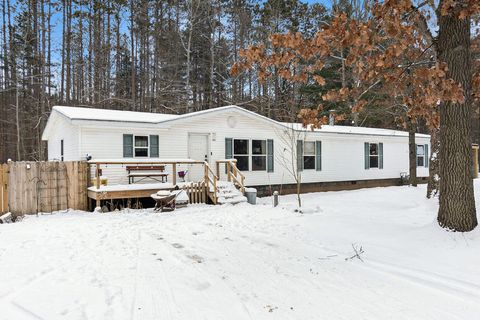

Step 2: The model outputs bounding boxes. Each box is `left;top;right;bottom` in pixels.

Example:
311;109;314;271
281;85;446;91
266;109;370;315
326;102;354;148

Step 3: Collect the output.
188;133;209;181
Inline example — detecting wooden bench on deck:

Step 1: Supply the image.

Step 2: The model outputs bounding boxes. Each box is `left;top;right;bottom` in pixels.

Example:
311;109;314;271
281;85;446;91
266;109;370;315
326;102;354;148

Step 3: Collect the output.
126;165;169;184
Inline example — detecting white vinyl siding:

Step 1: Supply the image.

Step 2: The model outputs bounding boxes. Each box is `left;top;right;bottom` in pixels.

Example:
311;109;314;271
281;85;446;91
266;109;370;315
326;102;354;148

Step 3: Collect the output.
50;108;430;186
46;115;80;161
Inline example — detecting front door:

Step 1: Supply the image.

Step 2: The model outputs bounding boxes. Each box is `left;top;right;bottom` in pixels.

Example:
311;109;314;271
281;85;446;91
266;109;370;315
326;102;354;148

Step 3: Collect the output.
188;133;209;181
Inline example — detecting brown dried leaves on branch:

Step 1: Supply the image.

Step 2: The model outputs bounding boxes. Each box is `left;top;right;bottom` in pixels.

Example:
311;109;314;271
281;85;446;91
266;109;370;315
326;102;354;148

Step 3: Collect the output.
232;0;480;130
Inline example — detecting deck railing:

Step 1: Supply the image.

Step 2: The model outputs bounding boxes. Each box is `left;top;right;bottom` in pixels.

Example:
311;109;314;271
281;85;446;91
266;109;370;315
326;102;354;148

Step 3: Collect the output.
88;159;205;189
204;162;218;204
215;159;245;194
86;159;244;207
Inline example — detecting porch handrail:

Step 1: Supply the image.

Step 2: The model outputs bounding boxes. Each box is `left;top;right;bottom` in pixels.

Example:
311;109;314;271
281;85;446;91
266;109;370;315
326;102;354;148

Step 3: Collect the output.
230;162;245;193
215;159;245;194
204;162;218;204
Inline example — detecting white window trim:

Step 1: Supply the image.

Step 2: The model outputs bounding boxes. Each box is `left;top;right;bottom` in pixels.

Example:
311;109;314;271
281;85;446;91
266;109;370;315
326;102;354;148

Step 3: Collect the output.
303;141;317;171
416;144;425;167
134;135;149;158
252;139;267;171
231;138;270;172
233;138;250;171
369;142;380;169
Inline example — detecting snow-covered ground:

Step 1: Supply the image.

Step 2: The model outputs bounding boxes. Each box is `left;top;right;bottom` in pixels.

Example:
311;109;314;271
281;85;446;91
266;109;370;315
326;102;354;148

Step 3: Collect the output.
1;182;480;320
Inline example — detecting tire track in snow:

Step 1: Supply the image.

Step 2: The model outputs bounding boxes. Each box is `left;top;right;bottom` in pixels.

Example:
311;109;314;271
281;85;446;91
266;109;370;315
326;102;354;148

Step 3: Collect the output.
194;222;480;315
358;259;480;303
142;230;255;320
155;224;332;318
129;229;142;320
129;229;180;320
301;241;480;305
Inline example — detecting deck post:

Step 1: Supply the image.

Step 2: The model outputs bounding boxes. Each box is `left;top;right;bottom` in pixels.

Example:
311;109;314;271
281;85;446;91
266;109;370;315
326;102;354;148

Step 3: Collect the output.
204;164;209;196
227;162;231;182
96;164;100;190
213;176;217;204
172;163;177;185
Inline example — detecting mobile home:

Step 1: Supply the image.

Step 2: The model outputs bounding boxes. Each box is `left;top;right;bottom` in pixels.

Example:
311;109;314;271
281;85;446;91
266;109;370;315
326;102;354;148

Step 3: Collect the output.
42;105;430;195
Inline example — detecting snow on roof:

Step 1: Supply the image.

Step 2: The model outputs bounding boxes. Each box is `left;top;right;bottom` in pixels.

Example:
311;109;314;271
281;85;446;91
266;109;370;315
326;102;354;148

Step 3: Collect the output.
52;105;429;138
53;105;179;123
282;123;430;138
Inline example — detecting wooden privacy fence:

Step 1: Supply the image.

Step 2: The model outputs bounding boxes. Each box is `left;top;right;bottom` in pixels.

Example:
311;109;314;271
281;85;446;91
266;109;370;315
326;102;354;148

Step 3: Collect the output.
7;161;89;215
183;182;207;204
1;164;8;214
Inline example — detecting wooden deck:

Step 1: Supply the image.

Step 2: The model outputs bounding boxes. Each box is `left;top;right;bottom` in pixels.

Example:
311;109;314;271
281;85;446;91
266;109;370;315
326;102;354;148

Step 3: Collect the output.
87;159;219;207
86;159;245;209
87;183;177;204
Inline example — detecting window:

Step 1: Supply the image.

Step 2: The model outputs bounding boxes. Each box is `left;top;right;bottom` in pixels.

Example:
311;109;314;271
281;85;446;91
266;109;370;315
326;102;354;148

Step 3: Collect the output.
364;142;383;169
134;136;149;157
252;140;267;171
417;145;425;167
60;139;64;161
304;141;316;170
226;138;274;172
369;143;379;168
233;139;249;171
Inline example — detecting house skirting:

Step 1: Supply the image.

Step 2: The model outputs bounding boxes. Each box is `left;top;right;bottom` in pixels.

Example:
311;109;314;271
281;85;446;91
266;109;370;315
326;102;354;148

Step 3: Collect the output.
253;176;428;197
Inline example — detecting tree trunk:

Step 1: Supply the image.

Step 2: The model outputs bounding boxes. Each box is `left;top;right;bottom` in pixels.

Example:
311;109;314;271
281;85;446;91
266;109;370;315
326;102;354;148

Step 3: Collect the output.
408;117;417;186
65;0;71;103
436;5;477;231
130;0;136;110
60;0;66;103
427;126;440;198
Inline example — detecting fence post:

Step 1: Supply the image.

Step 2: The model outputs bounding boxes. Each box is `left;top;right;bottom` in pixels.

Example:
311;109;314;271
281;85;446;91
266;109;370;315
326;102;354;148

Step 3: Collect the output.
0;164;8;214
172;163;177;185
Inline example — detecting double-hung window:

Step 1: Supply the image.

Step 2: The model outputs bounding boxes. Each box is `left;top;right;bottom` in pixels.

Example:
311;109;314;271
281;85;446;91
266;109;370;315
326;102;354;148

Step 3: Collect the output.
225;138;274;172
252;140;267;171
123;134;159;158
134;136;149;157
297;140;321;171
369;143;379;168
416;144;429;167
364;142;383;169
416;145;425;167
303;141;316;170
233;139;249;171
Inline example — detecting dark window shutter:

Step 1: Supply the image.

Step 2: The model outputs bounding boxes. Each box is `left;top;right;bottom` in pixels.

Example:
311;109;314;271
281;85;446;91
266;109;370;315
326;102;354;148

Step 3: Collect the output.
315;141;322;171
379;142;384;169
364;142;370;169
297;140;304;172
424;144;429;168
225;138;233;158
123;134;133;157
150;135;159;158
267;139;274;172
225;138;233;174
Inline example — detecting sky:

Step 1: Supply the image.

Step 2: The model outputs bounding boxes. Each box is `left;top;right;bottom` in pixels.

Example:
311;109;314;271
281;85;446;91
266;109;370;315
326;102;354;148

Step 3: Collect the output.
304;0;332;4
